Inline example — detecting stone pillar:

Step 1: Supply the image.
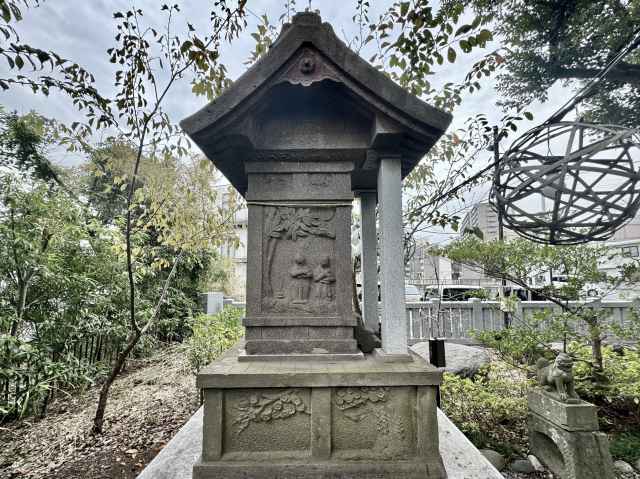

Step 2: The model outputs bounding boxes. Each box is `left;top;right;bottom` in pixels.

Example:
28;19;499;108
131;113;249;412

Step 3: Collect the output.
359;191;379;332
377;156;409;357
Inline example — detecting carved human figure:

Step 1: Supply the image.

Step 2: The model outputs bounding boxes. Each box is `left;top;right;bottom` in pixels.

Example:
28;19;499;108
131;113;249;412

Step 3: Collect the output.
313;254;336;301
536;353;580;403
289;253;312;303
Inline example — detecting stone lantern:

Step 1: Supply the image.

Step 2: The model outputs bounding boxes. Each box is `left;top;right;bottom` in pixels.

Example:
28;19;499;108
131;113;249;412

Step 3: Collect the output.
181;11;452;479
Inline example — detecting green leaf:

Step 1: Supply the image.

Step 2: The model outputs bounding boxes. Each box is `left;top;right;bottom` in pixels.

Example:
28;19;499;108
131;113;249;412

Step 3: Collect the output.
455;24;472;36
0;3;11;22
478;29;493;42
447;47;456;63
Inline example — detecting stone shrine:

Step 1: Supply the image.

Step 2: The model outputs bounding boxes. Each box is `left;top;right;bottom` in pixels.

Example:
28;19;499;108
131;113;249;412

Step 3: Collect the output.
181;11;452;478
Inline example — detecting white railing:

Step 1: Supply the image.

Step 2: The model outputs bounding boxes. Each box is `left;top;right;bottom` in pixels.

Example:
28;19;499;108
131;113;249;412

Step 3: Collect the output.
216;297;635;344
406;299;635;344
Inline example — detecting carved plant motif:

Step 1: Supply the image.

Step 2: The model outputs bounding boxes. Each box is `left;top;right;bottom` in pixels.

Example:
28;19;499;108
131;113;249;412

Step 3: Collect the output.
233;390;310;434
334;386;389;411
334;386;407;458
266;207;335;241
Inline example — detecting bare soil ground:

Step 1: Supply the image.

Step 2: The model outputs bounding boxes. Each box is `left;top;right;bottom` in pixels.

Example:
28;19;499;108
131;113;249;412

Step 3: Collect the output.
0;345;199;479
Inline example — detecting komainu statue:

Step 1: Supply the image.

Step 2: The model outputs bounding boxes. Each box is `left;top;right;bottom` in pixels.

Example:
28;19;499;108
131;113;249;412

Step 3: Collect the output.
535;353;580;403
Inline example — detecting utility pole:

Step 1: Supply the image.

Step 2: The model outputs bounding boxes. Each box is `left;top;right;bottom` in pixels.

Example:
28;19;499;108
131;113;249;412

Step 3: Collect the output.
492;126;510;328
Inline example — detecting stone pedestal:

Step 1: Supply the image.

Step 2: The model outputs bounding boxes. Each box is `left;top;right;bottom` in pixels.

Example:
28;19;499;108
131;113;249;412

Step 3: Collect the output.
193;344;446;479
527;389;614;479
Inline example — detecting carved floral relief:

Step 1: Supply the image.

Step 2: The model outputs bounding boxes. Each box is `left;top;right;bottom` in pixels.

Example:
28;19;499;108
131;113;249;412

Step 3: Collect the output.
233;389;310;435
334;387;408;459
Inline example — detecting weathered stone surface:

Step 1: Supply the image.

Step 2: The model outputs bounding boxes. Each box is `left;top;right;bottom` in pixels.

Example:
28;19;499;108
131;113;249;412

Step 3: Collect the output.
193;346;445;479
438;410;503;478
479;449;506;471
180;13;452;195
411;341;490;377
137;408;203;479
179;8;453;478
198;343;442;389
528;388;599;431
511;458;535;473
635;458;640;471
244;196;357;356
528;454;545;472
535;353;580;403
138;407;504;479
528;412;614;479
613;460;635;474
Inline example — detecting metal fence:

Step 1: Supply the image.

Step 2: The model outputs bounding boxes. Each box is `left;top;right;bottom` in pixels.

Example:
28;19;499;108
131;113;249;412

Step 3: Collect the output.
406;299;635;344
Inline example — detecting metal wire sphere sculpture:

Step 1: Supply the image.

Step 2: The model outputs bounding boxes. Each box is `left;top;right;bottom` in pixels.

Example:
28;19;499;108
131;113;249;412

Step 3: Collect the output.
491;122;640;244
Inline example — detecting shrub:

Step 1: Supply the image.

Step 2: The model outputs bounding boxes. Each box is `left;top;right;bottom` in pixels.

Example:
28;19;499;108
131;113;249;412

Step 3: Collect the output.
0;335;94;419
570;343;640;421
441;363;532;457
185;306;244;374
610;431;640;463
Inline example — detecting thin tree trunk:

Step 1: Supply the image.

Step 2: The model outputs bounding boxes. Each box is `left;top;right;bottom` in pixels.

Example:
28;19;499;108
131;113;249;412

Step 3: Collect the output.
586;316;604;373
91;331;140;434
92;253;183;434
10;280;27;337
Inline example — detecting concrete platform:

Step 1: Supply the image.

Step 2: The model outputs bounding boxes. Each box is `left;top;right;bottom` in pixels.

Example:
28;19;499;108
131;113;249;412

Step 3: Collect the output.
137;407;503;479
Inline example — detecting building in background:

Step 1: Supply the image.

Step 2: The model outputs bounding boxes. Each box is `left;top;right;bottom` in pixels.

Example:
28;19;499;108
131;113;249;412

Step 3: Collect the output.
214;185;248;301
458;200;519;241
405;239;508;300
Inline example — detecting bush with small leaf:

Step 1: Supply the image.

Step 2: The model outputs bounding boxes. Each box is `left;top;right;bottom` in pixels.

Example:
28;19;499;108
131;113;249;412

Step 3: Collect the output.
185;306;244;374
441;363;533;457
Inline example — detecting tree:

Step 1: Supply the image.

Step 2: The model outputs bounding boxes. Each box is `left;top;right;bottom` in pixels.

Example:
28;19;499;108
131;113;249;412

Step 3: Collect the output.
0;169;129;417
1;1;247;432
0;1;113;129
441;235;640;372
344;1;534;257
471;0;640;127
0;108;69;187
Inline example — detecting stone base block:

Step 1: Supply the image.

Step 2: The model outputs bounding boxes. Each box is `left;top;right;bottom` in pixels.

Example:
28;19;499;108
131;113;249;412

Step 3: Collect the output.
528;412;614;479
527;389;599;431
238;349;364;362
194;460;443;479
245;338;360;355
194;344;446;479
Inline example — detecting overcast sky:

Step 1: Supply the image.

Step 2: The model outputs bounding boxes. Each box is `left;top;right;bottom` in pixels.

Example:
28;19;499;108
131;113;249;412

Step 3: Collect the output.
0;0;571;242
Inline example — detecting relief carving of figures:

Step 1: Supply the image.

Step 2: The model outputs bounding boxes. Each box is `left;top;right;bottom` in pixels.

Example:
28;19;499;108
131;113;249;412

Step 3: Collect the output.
262;206;337;314
290;254;312;303
313;254;335;301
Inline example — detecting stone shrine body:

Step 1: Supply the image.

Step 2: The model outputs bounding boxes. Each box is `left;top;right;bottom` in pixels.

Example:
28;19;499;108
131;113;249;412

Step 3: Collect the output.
181;11;452;478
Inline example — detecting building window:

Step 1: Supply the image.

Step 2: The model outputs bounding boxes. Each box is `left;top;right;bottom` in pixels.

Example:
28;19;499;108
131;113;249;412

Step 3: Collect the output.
621;246;639;258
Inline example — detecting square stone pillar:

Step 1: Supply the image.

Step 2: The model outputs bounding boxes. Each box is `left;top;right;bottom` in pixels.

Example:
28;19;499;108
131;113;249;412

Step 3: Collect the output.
242;161;360;359
377;156;409;358
359;191;379;333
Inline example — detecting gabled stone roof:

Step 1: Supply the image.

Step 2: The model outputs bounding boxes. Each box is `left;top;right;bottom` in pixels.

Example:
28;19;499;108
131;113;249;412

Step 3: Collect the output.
180;11;453;195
